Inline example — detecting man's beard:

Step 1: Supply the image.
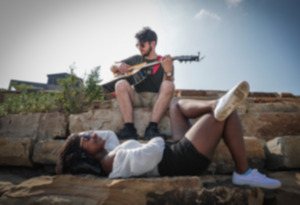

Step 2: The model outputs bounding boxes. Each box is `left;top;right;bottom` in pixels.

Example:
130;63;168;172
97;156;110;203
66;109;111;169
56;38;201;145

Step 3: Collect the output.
142;45;152;57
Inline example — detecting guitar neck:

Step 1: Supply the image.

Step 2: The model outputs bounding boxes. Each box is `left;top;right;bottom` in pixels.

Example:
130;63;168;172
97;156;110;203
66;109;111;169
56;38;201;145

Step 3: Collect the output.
124;52;202;73
131;56;182;70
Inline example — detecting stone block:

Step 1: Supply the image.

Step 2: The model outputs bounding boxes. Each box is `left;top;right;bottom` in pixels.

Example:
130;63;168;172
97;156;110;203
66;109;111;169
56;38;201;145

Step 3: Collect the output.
208;137;266;174
265;136;300;170
280;92;295;98
246;101;300;113
69;109;124;134
268;171;300;205
241;113;300;140
249;92;279;97
32;140;65;164
0;175;264;205
0;137;33;166
0;113;42;166
175;89;207;97
69;108;171;138
37;112;67;140
0;113;41;139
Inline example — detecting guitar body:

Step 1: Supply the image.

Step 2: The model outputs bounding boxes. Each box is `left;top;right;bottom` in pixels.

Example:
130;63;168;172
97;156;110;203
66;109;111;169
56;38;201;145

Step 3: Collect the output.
101;67;152;93
100;52;204;93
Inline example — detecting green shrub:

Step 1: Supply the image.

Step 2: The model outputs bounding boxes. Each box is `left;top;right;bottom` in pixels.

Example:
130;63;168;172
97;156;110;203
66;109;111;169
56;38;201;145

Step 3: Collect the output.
0;65;104;115
56;65;103;114
0;90;59;115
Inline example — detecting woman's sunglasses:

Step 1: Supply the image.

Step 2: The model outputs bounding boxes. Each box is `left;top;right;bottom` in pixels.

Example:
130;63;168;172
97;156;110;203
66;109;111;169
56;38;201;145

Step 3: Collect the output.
80;134;91;140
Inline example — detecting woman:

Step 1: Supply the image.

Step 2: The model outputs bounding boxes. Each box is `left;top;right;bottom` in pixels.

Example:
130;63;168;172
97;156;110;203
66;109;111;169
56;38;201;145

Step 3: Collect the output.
56;81;281;189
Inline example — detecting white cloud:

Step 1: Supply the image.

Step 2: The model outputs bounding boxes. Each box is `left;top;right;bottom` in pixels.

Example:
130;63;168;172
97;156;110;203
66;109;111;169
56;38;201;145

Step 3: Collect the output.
225;0;243;8
195;9;221;21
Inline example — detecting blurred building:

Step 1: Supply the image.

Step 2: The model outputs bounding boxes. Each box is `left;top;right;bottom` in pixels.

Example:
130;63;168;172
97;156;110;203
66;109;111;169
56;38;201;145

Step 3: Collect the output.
8;73;83;91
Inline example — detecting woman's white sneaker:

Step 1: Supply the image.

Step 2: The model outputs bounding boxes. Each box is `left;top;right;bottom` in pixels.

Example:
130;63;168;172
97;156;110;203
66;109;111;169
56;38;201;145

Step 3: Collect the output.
232;169;281;189
214;81;249;121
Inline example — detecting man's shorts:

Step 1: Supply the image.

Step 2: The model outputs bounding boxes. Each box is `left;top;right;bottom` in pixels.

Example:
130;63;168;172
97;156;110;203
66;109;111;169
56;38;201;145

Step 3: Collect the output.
158;137;211;176
133;91;158;107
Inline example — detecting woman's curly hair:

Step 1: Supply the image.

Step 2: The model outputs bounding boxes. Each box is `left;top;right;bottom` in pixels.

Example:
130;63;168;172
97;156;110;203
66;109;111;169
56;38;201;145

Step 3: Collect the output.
56;134;103;175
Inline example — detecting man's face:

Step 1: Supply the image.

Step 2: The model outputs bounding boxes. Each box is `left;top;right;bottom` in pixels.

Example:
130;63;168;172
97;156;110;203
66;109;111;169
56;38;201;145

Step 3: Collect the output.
136;41;152;57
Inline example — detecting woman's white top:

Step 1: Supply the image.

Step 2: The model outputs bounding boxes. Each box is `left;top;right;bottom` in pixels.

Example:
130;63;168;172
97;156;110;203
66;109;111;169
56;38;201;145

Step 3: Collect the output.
79;130;165;179
108;137;165;179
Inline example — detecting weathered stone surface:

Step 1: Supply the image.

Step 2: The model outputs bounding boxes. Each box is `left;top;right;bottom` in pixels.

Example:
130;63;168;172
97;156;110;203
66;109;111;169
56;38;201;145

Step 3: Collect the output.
69;109;123;134
280;92;295;98
241;113;300;140
249;92;279;97
175;89;207;97
37;112;67;140
69;108;171;137
32;140;65;164
265;136;300;170
208;137;266;174
268;171;300;205
0;113;68;166
0;113;40;166
0;137;33;166
252;97;300;103
246;101;300;113
71;98;300;140
0;113;41;139
0;175;264;205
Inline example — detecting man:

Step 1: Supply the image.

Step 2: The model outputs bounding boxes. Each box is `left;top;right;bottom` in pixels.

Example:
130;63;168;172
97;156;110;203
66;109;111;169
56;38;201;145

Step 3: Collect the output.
110;27;174;140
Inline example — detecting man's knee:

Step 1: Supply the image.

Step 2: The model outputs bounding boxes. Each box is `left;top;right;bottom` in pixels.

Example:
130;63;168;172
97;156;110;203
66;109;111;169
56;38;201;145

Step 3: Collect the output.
160;80;175;94
115;80;130;92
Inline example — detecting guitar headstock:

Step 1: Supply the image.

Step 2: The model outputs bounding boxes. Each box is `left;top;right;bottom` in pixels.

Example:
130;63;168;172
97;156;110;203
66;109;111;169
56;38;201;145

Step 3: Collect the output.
174;52;205;63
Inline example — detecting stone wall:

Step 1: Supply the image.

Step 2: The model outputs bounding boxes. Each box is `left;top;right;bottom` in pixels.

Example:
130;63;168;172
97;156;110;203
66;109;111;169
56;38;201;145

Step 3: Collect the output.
0;90;300;204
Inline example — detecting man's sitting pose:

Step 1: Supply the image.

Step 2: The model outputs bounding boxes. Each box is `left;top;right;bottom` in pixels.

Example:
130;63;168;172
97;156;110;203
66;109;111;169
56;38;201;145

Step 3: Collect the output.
110;27;174;140
56;81;281;189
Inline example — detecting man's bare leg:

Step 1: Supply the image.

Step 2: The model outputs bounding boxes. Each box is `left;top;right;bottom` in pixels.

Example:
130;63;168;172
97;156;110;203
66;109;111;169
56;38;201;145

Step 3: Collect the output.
114;80;138;139
144;80;174;140
151;80;174;123
115;80;135;123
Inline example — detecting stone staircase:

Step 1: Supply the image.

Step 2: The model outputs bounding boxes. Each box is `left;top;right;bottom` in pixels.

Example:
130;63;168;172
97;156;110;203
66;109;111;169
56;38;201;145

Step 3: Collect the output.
0;89;300;204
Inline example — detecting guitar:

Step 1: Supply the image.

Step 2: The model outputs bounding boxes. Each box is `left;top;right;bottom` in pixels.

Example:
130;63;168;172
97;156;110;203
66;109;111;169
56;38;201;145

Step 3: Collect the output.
100;52;204;93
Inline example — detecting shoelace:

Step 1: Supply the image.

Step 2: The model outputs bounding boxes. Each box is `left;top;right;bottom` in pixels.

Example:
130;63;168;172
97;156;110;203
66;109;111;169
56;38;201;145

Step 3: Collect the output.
251;169;266;178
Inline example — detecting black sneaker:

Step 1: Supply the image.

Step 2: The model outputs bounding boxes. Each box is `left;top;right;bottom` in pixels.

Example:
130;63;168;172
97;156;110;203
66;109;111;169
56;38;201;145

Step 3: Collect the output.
143;125;167;140
117;126;138;140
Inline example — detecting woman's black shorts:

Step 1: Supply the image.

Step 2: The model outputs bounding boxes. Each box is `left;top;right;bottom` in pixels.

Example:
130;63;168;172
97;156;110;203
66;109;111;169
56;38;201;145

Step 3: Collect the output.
158;137;211;176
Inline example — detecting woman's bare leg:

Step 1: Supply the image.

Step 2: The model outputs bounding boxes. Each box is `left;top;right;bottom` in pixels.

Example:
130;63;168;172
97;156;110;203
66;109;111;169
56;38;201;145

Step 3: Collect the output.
169;98;216;141
185;113;225;159
171;98;249;174
222;111;249;174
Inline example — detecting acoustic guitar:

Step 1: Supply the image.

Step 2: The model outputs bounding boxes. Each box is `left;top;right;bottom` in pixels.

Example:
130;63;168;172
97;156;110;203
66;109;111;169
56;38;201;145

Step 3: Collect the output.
100;52;204;93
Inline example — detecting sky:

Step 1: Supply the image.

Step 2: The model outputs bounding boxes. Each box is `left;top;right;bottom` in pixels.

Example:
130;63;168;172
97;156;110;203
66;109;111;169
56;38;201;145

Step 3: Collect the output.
0;0;299;95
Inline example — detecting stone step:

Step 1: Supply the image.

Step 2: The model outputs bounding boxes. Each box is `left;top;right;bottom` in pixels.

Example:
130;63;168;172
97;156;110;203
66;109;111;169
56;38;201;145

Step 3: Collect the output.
1;94;300;204
0;172;299;205
1;110;300;172
70;99;300;140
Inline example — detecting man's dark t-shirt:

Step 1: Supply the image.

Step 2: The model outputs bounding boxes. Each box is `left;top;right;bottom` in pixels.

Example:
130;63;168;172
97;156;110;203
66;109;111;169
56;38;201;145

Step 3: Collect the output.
121;55;164;93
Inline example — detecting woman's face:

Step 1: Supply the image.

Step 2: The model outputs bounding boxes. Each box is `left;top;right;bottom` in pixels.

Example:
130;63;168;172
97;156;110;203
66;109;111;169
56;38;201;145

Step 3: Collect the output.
80;133;106;156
